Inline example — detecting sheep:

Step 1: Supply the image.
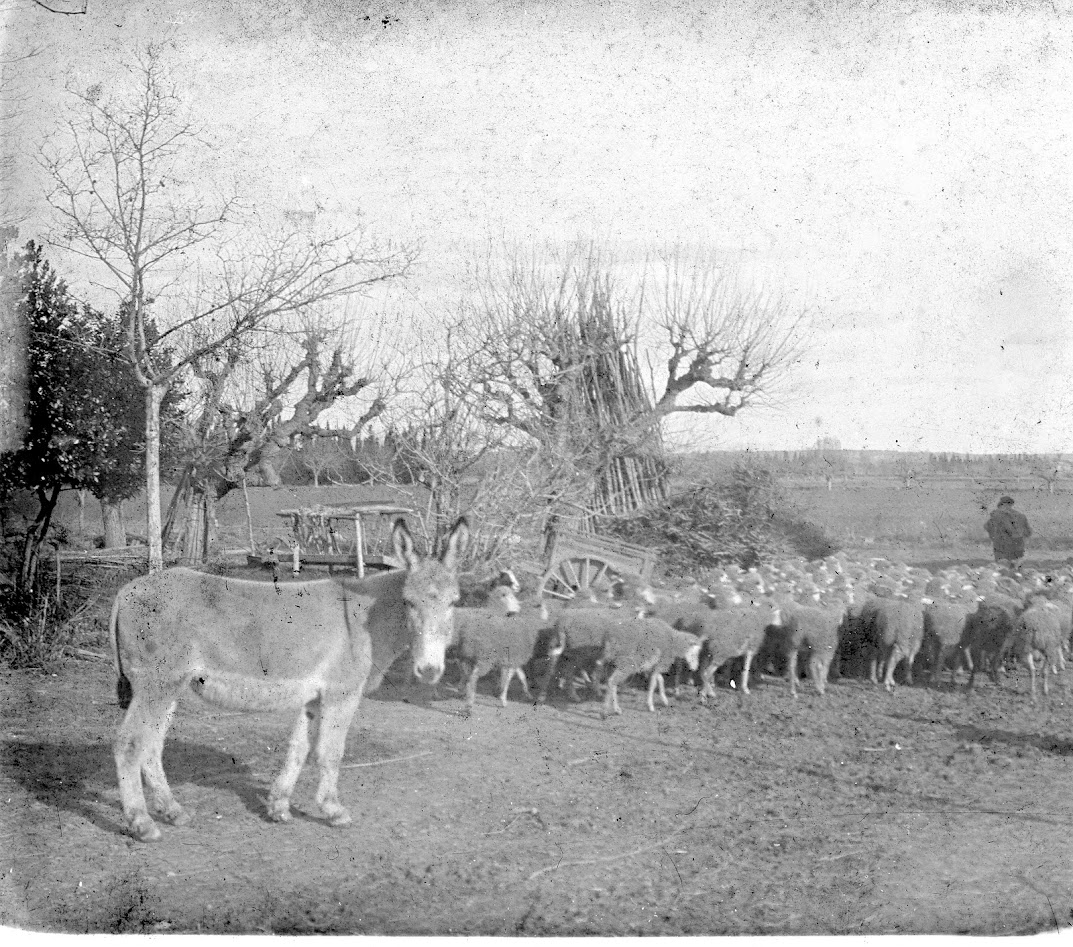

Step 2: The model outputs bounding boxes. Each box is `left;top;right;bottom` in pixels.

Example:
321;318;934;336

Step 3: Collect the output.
450;585;556;707
1005;604;1066;701
769;602;843;697
855;597;924;691
636;593;725;696
533;595;640;702
695;604;783;698
921;602;972;687
538;602;679;704
961;602;1016;691
594;620;702;715
1024;594;1071;669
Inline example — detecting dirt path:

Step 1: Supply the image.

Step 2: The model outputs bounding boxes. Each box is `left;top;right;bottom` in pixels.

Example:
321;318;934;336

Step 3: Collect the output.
2;660;1072;934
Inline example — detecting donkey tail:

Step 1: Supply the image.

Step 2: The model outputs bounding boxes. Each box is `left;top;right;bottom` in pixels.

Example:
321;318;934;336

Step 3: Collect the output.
110;593;132;710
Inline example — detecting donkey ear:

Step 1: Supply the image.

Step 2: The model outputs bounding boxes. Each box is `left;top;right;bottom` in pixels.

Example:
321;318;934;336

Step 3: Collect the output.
392;519;419;571
441;517;470;570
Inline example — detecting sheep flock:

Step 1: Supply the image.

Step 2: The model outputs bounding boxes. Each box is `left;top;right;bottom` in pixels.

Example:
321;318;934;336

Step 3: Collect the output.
446;554;1073;714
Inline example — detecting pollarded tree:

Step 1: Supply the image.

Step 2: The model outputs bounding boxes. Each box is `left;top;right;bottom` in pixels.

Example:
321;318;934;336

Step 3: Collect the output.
41;46;414;571
451;244;804;536
162;319;395;563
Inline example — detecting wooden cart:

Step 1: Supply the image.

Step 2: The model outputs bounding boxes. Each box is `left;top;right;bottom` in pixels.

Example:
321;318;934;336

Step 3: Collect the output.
537;529;657;601
250;502;414;578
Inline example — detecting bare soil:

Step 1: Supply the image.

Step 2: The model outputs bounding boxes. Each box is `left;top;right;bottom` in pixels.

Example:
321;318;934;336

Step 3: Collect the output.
3;650;1073;934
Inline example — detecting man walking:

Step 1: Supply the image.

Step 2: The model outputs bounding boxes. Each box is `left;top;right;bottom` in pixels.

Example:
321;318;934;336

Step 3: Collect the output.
984;496;1032;565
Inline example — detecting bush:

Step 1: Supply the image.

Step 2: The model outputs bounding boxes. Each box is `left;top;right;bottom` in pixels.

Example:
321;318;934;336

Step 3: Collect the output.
605;463;839;573
0;593;81;670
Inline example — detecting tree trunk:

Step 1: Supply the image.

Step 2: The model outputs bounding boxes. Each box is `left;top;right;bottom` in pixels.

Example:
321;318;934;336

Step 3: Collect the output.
77;489;87;533
256;445;282;486
18;484;61;600
145;384;165;572
177;488;221;565
100;498;126;549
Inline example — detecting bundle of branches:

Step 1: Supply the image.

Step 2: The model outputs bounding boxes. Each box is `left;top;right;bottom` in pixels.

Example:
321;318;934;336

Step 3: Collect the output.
606;463;838;572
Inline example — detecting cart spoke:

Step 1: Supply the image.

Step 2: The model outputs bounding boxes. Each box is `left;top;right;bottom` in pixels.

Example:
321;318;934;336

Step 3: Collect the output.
560;559;581;590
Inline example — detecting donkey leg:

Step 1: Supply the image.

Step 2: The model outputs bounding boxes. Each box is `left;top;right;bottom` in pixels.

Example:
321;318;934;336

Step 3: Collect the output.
313;691;363;827
139;699;189;826
266;703;315;823
114;692;174;842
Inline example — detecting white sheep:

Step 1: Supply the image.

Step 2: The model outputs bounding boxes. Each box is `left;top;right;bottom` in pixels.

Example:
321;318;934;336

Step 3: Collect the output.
450;584;557;707
594;619;702;715
696;603;783;697
1005;603;1066;702
771;602;843;697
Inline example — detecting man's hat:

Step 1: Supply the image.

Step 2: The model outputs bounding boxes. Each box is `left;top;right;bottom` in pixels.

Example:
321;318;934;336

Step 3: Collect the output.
998;496;1015;506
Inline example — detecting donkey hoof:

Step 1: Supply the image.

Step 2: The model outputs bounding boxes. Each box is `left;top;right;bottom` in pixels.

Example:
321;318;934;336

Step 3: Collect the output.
160;805;191;827
130;816;162;843
266;800;292;823
327;808;353;828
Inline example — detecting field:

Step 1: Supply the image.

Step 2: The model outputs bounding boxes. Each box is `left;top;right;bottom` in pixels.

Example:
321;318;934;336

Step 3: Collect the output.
3;479;1073;933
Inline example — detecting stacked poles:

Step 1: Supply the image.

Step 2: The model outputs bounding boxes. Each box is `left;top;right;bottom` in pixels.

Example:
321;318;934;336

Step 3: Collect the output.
558;281;668;532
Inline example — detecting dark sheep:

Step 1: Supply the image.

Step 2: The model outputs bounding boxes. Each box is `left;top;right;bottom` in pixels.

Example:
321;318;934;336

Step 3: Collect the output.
961;602;1016;691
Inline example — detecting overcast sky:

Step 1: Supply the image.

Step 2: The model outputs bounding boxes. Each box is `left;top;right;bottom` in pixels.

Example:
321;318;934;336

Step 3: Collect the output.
5;0;1073;453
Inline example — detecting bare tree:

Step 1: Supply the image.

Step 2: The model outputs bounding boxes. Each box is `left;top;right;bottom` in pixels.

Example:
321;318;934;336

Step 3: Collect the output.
295;431;348;488
162;312;398;562
448;244;805;533
646;248;804;424
41;46;414;570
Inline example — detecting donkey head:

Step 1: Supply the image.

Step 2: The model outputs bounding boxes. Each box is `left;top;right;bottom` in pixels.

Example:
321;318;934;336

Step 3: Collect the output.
394;517;469;684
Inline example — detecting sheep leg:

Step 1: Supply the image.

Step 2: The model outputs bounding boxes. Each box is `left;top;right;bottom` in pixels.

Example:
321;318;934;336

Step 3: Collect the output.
602;669;626;717
536;657;559;703
929;641;942;687
497;667;513;706
671;661;685;697
646;673;659;712
809;651;830;696
464;663;481;706
904;642;920;686
699;666;716;701
656;672;668;706
883;645;901;693
964;648;977;692
1027;652;1037;703
740;651;755;695
465;661;493;707
786;648;799;698
510;664;527;703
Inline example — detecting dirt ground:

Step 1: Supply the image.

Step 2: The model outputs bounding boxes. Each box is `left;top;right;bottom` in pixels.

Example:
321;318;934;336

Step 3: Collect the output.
3;640;1073;935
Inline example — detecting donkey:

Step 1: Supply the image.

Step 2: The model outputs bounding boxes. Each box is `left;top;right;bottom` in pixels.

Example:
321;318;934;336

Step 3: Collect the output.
110;517;468;842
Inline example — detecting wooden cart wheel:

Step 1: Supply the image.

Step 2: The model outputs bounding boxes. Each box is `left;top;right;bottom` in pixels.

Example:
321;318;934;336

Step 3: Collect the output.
541;555;615;601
